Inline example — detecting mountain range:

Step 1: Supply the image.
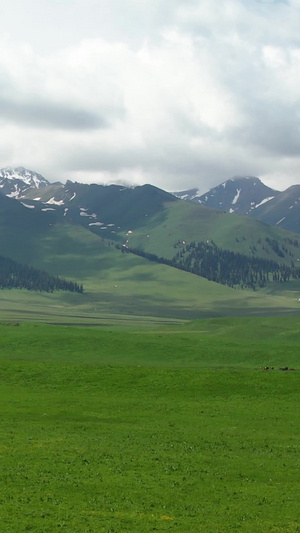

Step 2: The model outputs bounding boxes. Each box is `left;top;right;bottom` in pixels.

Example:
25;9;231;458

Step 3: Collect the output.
2;166;300;321
1;166;300;256
2;167;300;235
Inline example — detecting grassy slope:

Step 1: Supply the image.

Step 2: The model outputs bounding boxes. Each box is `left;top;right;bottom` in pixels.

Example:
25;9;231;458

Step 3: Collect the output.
20;183;300;267
126;200;300;264
1;319;300;532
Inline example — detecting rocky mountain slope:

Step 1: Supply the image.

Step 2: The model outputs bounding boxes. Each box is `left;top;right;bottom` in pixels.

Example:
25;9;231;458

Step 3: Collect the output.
248;184;300;233
173;176;300;234
173;176;278;215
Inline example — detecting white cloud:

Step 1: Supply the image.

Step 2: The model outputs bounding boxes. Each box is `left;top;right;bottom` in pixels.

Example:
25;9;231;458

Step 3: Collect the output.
0;0;300;192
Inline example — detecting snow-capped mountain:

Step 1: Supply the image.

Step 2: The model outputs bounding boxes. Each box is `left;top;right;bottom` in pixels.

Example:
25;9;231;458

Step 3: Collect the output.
0;167;52;199
173;176;279;215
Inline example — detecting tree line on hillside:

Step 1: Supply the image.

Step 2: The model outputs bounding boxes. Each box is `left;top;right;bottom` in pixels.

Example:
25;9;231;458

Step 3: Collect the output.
119;241;300;290
0;255;83;293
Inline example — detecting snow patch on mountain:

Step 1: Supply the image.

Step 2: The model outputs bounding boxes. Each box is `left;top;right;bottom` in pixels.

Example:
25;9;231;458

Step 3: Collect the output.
46;197;64;206
232;189;241;205
254;196;275;209
21;202;35;209
191;191;203;200
7;187;21;198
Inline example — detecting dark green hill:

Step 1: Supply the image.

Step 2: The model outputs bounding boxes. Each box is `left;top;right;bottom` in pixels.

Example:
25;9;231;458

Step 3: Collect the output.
0;193;62;264
22;181;177;237
0;193;54;229
64;182;177;232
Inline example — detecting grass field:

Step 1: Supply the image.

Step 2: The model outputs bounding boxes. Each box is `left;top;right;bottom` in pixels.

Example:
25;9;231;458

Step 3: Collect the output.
1;276;300;326
1;318;300;532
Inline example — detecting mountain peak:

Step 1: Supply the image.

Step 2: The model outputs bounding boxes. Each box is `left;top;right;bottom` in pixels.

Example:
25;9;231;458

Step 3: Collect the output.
231;175;261;181
173;176;278;215
0;167;51;198
218;176;263;188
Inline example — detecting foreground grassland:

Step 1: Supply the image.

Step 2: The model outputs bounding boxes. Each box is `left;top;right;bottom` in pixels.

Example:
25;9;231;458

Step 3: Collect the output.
1;318;300;532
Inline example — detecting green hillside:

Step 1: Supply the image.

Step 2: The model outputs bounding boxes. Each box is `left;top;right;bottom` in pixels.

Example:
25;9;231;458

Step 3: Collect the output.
18;179;300;268
126;201;300;261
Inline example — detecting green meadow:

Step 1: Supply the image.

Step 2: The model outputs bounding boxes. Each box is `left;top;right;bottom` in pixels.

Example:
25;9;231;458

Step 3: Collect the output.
1;318;300;532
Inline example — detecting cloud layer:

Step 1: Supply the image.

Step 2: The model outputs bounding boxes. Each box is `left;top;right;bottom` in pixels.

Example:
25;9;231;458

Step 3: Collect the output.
1;0;300;192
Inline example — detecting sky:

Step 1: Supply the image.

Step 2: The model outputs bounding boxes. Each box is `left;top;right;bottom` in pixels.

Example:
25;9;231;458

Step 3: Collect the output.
1;0;300;193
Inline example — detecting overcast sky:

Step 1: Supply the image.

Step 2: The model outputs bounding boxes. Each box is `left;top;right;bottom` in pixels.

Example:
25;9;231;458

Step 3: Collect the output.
1;0;300;192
